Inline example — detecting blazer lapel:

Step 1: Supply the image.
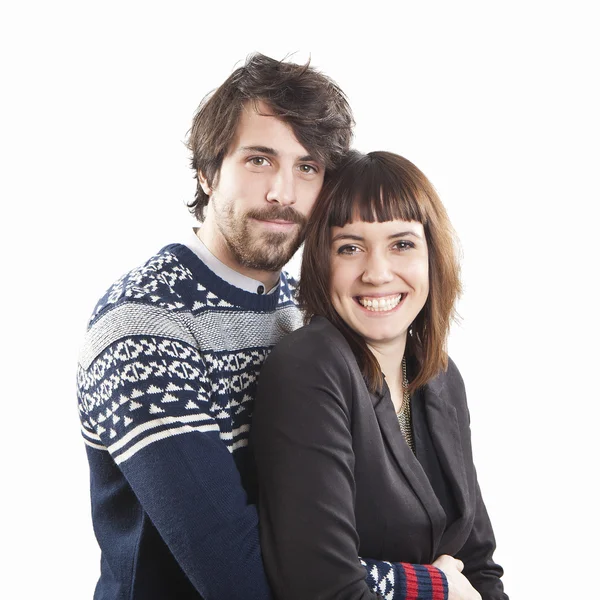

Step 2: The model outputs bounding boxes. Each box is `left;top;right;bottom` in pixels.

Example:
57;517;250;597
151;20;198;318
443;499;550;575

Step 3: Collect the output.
371;386;447;552
421;379;470;542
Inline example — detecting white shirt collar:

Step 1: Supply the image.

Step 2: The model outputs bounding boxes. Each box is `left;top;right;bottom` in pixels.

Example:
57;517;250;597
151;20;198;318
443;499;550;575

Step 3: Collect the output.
185;229;278;295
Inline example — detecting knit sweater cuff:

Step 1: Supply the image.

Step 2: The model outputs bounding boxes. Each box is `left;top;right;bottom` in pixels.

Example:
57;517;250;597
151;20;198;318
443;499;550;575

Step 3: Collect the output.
398;563;448;600
362;559;448;600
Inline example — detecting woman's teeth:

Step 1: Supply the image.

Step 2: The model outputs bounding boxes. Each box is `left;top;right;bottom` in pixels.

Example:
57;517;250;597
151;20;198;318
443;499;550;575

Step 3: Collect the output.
358;294;403;312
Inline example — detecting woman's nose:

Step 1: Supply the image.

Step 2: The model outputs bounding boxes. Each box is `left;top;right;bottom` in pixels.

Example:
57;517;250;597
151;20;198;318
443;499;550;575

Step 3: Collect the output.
361;255;394;285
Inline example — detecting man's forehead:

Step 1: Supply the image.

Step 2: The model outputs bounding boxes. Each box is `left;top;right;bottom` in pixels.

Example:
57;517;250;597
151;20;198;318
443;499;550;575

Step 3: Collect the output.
236;100;284;134
243;99;276;118
230;101;315;161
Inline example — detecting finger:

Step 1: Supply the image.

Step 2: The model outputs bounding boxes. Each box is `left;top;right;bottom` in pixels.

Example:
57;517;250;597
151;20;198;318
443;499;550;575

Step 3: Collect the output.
433;553;451;564
454;558;464;572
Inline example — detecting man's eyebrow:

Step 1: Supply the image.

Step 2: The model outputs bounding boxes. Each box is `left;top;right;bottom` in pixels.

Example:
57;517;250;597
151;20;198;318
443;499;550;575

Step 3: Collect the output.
331;231;422;242
238;145;278;155
298;154;319;163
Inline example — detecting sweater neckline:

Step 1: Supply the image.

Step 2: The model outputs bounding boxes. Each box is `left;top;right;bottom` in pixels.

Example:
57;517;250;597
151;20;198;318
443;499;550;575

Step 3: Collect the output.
164;243;288;312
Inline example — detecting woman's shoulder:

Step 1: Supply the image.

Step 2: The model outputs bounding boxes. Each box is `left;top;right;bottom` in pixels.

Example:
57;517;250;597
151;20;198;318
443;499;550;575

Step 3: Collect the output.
267;316;355;370
443;356;465;388
425;355;464;389
424;356;469;415
258;317;359;405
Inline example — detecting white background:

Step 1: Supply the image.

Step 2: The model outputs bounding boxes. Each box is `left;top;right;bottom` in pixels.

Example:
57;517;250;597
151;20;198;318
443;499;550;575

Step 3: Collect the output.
2;1;598;598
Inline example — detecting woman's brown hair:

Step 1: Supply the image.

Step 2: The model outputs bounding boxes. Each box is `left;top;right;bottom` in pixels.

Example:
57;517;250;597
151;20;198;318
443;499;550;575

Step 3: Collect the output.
299;151;462;394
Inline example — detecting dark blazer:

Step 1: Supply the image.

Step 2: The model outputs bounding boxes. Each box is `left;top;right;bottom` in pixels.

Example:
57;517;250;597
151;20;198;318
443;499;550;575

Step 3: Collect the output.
253;316;507;600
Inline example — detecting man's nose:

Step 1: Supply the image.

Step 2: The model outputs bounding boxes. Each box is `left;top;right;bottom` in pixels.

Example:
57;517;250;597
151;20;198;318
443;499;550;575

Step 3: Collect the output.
266;170;297;206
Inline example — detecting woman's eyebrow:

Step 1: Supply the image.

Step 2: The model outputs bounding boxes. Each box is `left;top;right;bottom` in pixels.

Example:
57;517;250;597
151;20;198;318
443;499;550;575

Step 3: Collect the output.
332;231;422;243
389;231;423;240
331;233;364;242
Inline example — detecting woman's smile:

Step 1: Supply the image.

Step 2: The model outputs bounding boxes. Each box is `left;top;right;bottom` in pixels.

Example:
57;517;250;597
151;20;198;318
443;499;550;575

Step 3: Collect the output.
355;293;405;312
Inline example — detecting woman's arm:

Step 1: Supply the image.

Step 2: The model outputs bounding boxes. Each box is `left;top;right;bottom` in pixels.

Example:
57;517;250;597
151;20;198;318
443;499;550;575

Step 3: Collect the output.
454;481;508;599
446;360;508;600
252;333;447;600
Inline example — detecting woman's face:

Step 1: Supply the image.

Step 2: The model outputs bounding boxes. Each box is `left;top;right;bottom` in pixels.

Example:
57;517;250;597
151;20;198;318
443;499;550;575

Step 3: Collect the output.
330;218;429;352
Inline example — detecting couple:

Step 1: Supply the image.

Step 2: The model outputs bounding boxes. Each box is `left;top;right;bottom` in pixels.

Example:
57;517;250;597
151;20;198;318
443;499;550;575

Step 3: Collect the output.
77;54;507;600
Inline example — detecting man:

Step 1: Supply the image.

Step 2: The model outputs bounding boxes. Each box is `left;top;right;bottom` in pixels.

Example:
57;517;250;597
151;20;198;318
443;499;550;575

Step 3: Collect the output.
78;53;449;599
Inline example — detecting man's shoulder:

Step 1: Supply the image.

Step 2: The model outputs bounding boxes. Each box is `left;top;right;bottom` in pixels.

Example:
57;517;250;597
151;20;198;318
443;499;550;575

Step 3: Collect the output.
278;269;298;304
88;244;199;326
78;244;204;371
280;269;298;288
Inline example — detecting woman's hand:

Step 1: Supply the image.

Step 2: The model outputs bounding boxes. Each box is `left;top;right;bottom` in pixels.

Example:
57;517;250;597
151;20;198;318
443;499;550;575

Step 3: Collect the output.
432;554;481;600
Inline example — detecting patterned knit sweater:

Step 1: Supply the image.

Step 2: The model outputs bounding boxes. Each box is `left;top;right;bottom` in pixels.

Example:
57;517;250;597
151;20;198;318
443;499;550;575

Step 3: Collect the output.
77;243;448;600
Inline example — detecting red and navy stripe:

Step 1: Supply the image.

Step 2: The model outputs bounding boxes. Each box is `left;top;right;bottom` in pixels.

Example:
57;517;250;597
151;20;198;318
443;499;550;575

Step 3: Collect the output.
397;563;448;600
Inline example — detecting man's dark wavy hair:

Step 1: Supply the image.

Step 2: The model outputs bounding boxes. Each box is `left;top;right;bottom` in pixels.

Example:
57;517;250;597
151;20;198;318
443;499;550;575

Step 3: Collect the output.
186;53;354;220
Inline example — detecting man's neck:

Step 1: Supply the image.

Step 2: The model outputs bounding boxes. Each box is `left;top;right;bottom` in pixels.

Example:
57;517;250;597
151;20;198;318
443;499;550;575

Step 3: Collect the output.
195;225;281;290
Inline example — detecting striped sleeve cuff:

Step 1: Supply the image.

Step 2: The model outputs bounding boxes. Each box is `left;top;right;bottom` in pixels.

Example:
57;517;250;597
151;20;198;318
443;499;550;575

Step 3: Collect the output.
361;558;448;600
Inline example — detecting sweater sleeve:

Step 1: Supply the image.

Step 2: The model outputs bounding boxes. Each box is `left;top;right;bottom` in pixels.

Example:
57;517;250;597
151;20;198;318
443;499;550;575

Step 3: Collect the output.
252;334;447;600
78;310;272;600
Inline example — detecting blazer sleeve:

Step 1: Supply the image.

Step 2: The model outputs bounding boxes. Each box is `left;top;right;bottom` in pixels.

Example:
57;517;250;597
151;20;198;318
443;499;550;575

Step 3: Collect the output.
448;362;509;600
252;333;447;600
455;481;508;599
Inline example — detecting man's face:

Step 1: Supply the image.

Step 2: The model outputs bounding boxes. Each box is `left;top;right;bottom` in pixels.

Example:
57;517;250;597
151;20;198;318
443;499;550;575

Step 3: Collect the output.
200;101;325;275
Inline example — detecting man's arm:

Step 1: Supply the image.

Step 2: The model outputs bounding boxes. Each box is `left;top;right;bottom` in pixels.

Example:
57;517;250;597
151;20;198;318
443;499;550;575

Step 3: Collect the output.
78;314;272;599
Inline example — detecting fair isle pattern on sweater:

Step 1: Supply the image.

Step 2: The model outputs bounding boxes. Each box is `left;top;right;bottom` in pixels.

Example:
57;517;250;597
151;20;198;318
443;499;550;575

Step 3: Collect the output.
361;559;448;600
78;244;301;464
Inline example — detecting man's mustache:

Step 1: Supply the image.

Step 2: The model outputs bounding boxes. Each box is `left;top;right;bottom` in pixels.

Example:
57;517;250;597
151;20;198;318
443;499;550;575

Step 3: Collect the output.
246;206;307;228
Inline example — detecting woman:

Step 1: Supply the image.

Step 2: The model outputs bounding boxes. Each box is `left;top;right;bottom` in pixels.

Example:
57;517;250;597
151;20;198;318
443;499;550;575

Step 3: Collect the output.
252;151;508;600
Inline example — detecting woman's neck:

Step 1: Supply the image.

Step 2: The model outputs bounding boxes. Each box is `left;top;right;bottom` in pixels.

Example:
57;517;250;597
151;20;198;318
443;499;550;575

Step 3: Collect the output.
367;337;407;412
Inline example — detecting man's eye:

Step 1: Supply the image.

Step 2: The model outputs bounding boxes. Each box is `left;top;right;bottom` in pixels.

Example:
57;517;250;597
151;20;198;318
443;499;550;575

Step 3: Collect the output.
249;157;270;167
299;164;318;174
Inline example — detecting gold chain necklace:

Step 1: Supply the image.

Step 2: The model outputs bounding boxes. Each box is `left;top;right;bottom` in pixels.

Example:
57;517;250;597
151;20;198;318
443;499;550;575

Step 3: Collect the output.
397;357;415;453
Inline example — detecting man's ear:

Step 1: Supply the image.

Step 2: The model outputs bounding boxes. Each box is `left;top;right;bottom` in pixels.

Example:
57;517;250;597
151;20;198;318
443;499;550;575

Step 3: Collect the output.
198;171;212;196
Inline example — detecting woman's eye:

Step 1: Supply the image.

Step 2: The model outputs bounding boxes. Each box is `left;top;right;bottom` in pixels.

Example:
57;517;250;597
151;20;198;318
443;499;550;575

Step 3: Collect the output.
299;164;318;174
337;245;361;255
394;240;414;251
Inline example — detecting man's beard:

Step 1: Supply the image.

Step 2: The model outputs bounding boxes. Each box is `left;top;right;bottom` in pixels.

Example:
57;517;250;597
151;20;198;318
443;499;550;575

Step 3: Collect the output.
220;205;308;272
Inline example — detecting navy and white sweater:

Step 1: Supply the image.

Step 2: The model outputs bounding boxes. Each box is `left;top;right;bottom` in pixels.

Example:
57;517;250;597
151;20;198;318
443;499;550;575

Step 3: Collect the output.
77;243;448;600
